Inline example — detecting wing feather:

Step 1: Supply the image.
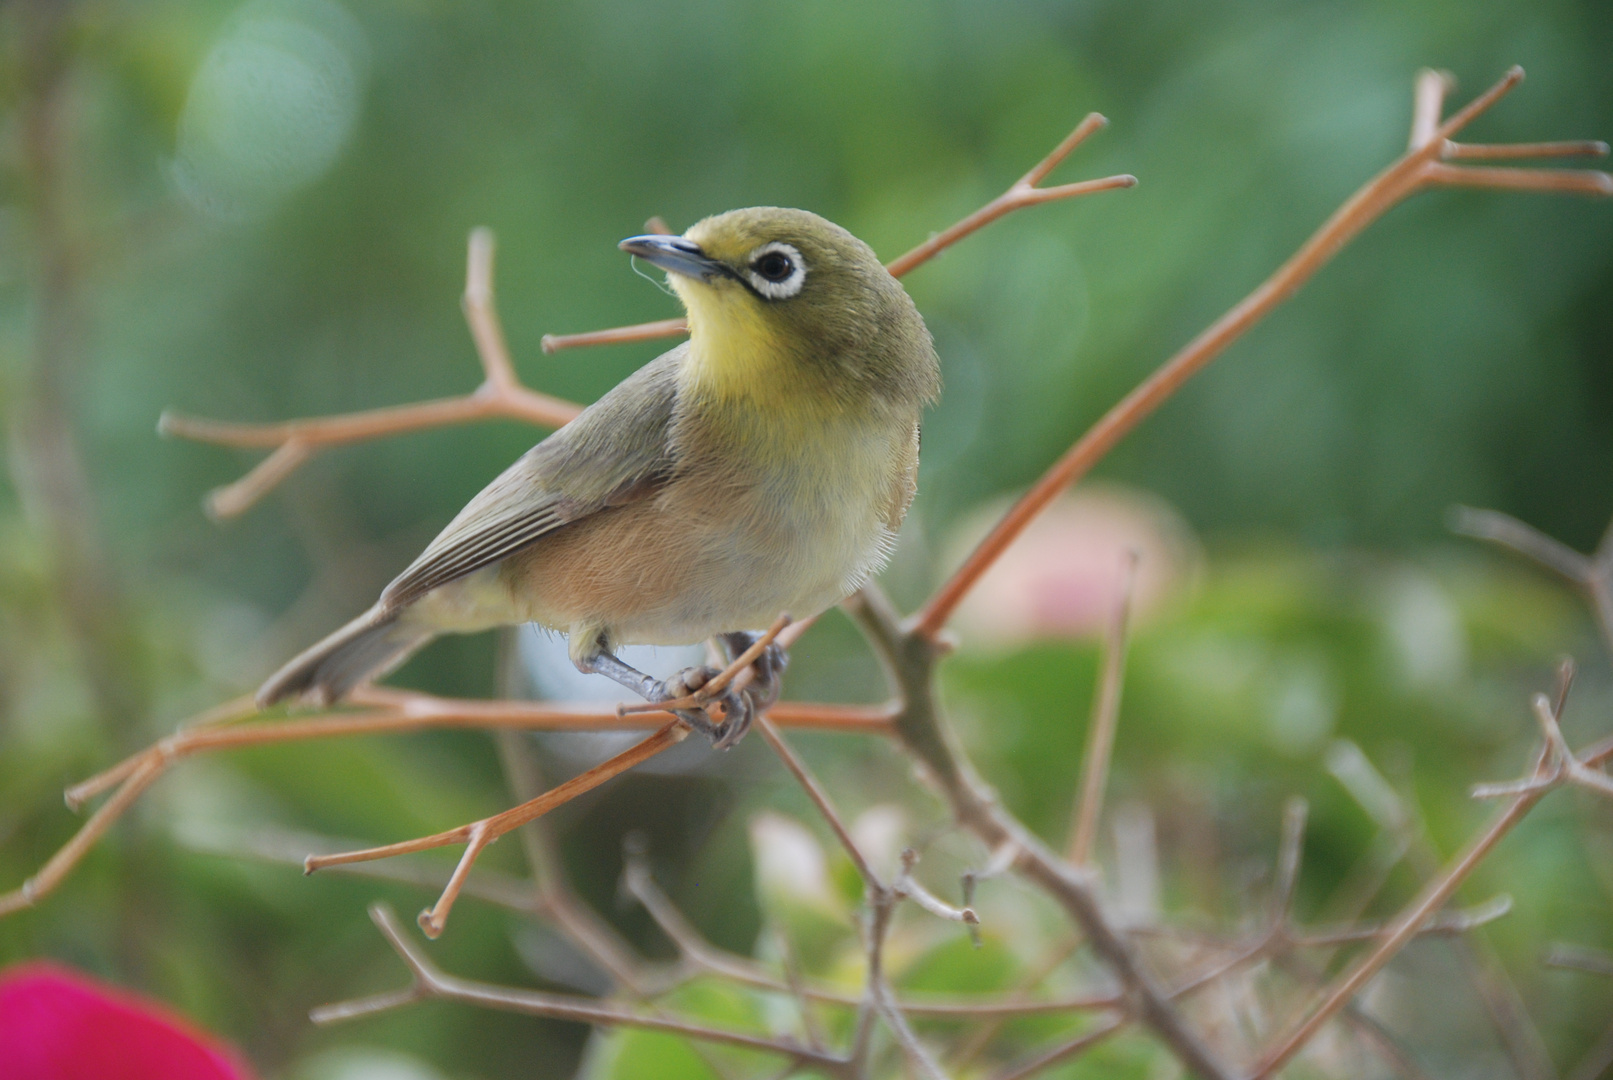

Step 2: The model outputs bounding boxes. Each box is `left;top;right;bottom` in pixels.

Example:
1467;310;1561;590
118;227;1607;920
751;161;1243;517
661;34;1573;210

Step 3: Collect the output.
379;346;685;609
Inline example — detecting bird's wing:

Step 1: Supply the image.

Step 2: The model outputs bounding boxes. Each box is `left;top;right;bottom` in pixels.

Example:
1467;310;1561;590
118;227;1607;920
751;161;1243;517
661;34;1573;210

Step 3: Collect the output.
378;346;685;609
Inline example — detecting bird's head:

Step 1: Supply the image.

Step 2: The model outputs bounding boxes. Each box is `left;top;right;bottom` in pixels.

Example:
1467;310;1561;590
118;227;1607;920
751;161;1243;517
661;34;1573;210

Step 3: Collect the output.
620;207;939;410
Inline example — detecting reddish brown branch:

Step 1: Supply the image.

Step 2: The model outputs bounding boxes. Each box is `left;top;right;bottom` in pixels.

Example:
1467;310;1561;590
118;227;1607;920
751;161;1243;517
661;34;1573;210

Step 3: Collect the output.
163;228;582;519
882;113;1135;278
0;687;895;917
305;721;687;938
914;65;1611;638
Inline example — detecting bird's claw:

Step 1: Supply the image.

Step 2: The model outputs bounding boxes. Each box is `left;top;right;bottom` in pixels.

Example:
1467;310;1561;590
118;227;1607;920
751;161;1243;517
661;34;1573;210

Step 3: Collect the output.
722;632;790;715
656;665;753;750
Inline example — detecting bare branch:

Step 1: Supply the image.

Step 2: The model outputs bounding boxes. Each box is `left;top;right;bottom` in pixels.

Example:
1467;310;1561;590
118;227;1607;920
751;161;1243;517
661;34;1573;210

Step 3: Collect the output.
1445;139;1609;160
1067;551;1138;865
313;904;846;1071
864;897;952;1080
619;613;791;714
946;939;1084;1070
882;114;1135;278
1288;894;1513;947
163;229;582;518
0;757;164;917
1250;744;1554;1077
1409;68;1455;149
915;65;1611;638
3;684;896;917
987;1019;1126;1080
894;849;980;927
756;715;882;889
540;316;691;355
1473;682;1613;804
1448;507;1597;580
846;583;1237;1080
303;721;688;938
1544;944;1613;978
493;729;657;993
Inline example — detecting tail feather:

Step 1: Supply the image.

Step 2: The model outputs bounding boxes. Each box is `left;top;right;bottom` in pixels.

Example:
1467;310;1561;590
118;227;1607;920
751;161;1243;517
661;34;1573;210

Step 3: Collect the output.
257;607;432;708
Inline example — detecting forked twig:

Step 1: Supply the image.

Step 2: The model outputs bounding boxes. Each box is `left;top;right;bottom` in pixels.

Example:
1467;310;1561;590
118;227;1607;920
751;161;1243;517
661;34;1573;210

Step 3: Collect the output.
0;684;895;917
307;721;687;938
845;582;1237;1080
882;113;1135;277
755;715;973;1080
539;113;1134;353
622;850;1107;1018
914;66;1611;638
1544;944;1613;979
314;904;846;1072
1472;686;1613;803
1451;504;1613;656
163;229;581;519
1250;680;1613;1078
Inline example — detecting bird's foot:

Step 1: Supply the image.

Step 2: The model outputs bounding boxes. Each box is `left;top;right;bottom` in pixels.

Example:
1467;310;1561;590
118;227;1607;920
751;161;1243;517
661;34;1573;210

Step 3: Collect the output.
720;631;790;715
656;665;753;750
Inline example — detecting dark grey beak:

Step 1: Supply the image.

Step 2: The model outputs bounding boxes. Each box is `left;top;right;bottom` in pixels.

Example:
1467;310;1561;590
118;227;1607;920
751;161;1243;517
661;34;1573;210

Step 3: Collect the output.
618;235;727;281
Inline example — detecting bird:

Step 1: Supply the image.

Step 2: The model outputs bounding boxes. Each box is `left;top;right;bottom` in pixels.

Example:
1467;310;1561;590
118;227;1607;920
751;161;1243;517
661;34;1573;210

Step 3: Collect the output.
257;207;941;747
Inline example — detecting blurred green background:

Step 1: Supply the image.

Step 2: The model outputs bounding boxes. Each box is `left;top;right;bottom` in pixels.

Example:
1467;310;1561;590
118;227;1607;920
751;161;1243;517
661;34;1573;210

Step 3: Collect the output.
1;0;1610;1077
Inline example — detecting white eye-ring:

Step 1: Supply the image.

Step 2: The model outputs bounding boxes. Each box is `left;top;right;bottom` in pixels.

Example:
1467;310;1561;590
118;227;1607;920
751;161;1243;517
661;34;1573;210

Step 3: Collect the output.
746;242;807;299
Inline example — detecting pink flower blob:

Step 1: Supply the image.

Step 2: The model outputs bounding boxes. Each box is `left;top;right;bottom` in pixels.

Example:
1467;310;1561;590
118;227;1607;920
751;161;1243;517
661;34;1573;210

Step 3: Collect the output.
0;962;255;1080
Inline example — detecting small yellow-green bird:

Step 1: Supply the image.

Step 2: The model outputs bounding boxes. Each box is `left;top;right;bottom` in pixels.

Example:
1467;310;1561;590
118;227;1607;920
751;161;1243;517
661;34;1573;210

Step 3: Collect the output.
258;207;940;746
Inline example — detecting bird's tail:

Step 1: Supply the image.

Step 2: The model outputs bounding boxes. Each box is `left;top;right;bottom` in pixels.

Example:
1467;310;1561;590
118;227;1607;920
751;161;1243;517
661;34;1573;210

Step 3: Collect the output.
257;606;432;708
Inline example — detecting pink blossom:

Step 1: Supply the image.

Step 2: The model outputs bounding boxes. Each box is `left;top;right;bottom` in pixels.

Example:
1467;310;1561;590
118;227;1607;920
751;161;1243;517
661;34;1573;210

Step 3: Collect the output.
947;485;1199;643
0;962;256;1080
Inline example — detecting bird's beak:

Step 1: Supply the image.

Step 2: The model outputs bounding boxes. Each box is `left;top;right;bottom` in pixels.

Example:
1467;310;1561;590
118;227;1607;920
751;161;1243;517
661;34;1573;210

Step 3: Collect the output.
618;235;728;282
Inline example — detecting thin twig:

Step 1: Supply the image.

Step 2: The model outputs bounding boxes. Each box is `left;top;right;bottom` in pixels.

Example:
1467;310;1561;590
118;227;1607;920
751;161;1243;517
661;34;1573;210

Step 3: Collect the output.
0;758;164;917
1473;687;1613;803
1067;551;1138;865
946;939;1085;1071
756;716;882;889
1445;139;1609;160
540;114;1134;353
1544;944;1613;978
894;849;980;927
882;114;1135;278
864;896;952;1080
986;1019;1126;1080
1272;952;1439;1080
1164;799;1308;1001
618;613;791;714
1249;743;1555;1077
494;728;656;993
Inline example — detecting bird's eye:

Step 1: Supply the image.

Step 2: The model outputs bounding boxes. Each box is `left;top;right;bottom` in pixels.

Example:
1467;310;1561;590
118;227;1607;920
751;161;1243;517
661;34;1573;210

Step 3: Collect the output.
744;242;807;300
754;251;794;282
